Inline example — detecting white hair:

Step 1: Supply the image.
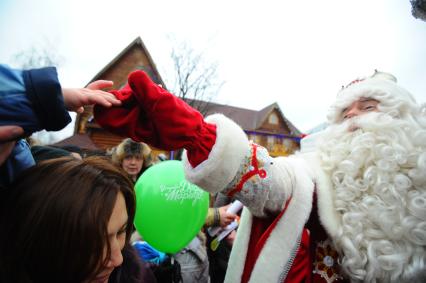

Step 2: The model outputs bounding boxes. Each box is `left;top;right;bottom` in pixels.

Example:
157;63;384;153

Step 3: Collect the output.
318;110;426;282
327;71;422;125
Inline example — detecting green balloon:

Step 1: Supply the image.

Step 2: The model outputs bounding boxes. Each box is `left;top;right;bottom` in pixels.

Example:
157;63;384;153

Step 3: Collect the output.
134;160;209;254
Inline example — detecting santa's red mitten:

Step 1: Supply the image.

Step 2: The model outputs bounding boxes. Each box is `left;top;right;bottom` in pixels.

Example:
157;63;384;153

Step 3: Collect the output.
94;70;217;167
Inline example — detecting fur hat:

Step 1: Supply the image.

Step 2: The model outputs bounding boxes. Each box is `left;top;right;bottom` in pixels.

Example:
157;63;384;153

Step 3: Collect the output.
411;0;426;21
112;138;152;166
327;70;420;124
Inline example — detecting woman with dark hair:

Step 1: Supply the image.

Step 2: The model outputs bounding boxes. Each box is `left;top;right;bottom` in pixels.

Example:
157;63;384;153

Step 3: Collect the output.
0;156;155;283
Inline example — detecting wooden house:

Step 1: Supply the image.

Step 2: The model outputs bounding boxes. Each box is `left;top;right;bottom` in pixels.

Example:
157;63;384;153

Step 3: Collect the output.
190;100;301;157
57;37;302;158
71;37;167;157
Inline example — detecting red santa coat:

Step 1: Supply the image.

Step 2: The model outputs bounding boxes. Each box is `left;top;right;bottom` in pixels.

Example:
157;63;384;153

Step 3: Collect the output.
182;114;347;283
94;70;425;283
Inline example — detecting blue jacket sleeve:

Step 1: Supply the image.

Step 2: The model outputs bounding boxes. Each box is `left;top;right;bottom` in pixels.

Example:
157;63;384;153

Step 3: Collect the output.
0;64;71;134
0;139;35;187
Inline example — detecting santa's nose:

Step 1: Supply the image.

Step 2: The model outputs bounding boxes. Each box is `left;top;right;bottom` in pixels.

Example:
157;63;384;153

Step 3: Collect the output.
344;106;362;119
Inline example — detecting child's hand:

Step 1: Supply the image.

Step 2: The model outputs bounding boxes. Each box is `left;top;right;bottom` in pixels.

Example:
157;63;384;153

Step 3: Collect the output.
62;80;121;113
218;204;238;227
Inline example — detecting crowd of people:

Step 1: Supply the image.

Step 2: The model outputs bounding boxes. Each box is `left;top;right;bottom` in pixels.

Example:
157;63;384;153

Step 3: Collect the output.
0;61;425;283
0;62;236;283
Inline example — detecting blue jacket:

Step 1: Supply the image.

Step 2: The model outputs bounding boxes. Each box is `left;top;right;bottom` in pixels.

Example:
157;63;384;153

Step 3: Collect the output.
0;64;71;186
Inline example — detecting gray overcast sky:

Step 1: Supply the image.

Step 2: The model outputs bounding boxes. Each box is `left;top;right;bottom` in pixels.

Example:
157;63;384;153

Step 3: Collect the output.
1;0;425;141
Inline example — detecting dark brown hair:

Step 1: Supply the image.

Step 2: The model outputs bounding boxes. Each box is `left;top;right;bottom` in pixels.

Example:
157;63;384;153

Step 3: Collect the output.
0;157;136;283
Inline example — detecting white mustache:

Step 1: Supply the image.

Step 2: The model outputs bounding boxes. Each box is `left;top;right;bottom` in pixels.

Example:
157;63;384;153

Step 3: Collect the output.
327;112;398;136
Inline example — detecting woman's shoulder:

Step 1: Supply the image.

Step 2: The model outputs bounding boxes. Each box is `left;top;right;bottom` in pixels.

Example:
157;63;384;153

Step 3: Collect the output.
109;244;157;283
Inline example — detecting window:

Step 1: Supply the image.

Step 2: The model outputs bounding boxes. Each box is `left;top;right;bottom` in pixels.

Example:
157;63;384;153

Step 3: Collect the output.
267;136;275;151
283;138;293;149
268;113;279;125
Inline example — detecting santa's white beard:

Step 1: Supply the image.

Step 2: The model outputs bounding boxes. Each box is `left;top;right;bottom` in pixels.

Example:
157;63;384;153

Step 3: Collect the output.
318;112;426;283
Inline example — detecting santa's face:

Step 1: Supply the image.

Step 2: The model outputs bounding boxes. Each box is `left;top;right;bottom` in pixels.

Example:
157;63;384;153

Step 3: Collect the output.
317;104;426;282
340;98;379;121
338;97;380;132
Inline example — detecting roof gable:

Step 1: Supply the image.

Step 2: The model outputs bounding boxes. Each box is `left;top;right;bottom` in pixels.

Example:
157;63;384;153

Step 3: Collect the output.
256;103;301;135
87;37;166;87
76;37;166;134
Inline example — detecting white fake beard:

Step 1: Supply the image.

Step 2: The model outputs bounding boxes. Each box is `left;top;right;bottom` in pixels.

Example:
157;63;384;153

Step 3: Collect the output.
318;112;426;283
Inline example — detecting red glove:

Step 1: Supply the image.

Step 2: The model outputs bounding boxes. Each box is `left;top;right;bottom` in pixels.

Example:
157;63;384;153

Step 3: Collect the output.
94;70;217;167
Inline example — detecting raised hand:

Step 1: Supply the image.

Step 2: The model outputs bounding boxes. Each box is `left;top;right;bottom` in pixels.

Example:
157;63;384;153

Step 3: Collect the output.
218;204;238;227
62;80;121;113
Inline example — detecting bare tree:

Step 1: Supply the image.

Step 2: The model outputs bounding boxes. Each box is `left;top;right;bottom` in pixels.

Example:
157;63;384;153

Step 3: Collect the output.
14;47;63;69
163;38;225;160
166;39;224;116
14;39;64;69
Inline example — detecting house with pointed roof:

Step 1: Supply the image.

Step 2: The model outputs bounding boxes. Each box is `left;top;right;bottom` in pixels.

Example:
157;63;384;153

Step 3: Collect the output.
58;37;302;158
186;99;302;157
71;37;167;155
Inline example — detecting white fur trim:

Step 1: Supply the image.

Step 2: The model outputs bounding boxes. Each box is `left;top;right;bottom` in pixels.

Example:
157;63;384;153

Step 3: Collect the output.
224;207;252;283
300;152;342;238
327;77;419;124
182;114;250;193
224;158;315;283
249;158;314;282
312;156;341;238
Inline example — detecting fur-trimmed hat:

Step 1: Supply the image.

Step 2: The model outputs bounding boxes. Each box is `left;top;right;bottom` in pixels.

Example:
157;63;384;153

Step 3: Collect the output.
411;0;426;21
327;70;420;124
112;138;152;166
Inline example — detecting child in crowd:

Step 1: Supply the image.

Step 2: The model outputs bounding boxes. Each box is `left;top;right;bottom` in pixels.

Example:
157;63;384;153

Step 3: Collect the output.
112;138;153;183
0;63;120;186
